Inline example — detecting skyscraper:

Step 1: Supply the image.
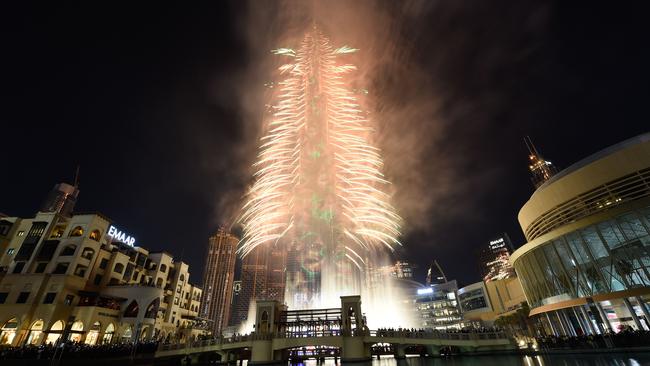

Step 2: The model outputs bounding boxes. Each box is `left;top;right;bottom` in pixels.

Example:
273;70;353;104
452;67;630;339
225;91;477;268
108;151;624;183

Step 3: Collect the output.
39;182;79;217
238;27;401;309
200;228;238;335
481;234;515;282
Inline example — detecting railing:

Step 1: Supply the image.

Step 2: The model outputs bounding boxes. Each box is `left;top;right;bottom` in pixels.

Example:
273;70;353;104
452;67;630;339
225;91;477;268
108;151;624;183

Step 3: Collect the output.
157;329;509;353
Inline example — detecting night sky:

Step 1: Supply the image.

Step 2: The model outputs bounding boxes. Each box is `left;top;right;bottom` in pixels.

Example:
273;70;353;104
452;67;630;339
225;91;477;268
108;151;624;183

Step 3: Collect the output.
1;1;648;287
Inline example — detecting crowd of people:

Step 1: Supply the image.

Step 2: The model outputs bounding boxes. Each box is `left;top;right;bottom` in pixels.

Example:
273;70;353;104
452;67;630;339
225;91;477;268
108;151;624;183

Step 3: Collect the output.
0;340;158;360
536;328;650;350
375;326;504;338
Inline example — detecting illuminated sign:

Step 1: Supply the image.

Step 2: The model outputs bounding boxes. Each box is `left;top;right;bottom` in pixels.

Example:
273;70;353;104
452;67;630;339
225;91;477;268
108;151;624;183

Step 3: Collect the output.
107;225;135;247
489;238;505;249
417;288;433;295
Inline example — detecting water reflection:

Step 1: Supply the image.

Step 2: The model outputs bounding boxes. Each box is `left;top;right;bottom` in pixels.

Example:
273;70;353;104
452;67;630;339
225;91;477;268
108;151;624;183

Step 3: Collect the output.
278;354;650;366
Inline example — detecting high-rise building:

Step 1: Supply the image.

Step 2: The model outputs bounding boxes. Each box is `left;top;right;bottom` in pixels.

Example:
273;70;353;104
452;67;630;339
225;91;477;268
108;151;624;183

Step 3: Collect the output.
200;228;238;335
39;182;79;217
481;234;516;282
425;260;447;285
231;245;286;328
392;260;414;279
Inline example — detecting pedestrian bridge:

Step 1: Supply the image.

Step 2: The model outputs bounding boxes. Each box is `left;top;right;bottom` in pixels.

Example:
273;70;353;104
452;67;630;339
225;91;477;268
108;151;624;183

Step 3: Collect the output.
156;296;515;364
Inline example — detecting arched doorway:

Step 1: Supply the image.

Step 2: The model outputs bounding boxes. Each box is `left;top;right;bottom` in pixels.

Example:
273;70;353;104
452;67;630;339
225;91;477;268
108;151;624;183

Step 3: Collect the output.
26;319;45;345
102;323;115;344
46;320;64;344
122;325;133;341
0;318;18;345
69;321;84;342
140;326;149;341
84;321;101;345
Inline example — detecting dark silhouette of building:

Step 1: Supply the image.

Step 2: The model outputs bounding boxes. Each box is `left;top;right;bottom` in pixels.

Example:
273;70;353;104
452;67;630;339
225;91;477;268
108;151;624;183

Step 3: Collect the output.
39;182;79;217
200;228;238;335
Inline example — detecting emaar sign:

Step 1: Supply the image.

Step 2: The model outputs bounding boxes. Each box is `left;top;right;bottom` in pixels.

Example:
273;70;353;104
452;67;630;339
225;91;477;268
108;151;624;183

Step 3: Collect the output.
108;225;136;247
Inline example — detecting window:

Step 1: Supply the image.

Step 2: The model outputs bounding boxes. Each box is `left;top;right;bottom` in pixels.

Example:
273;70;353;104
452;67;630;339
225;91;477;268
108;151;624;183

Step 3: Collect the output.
94;274;102;285
89;229;101;241
53;262;69;274
50;226;65;238
74;265;87;277
113;263;124;274
17;231;24;237
43;292;56;304
69;226;84;237
36;240;60;261
81;247;95;260
99;258;109;269
64;295;74;305
35;262;47;273
60;245;77;256
160;264;167;273
26;222;47;238
0;221;11;236
13;262;25;274
16;292;30;304
0;293;7;304
6;248;14;256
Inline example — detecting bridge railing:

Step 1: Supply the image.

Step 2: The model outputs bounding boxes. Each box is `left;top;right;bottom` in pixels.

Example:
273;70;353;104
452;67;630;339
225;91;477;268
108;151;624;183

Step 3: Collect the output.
369;330;508;341
157;334;255;352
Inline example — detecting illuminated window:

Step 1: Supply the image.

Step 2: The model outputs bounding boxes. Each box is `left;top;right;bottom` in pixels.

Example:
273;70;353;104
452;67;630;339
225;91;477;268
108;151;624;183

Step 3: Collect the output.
50;226;65;238
17;231;24;237
89;229;101;241
69;226;84;237
6;248;14;255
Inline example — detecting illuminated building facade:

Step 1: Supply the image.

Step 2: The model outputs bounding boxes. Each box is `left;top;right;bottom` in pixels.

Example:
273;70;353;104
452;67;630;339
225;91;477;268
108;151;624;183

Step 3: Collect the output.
39;182;79;218
512;133;650;336
200;228;238;335
231;246;286;328
481;234;516;282
415;280;463;330
0;184;204;346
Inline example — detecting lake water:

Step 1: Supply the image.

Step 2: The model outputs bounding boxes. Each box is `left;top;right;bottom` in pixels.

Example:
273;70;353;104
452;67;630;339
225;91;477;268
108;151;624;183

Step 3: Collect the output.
276;354;650;366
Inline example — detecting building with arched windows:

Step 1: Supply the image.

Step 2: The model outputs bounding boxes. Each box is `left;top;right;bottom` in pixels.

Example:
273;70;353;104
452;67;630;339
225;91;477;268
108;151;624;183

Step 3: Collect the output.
511;133;650;336
0;183;206;346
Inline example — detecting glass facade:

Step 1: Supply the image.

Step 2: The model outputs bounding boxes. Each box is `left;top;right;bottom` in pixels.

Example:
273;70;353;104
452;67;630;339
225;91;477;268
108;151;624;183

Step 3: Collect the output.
514;205;650;309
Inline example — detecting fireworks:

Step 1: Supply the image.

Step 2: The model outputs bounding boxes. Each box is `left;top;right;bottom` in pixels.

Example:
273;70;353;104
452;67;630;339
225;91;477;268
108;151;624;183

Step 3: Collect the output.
239;27;401;308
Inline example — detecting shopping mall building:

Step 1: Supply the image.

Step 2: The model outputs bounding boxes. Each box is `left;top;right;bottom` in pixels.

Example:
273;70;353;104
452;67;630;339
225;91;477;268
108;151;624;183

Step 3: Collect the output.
511;132;650;335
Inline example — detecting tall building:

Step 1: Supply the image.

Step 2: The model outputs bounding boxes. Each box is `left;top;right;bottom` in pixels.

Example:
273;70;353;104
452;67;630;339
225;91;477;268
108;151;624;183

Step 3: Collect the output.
392;261;414;279
425;260;447;285
0;189;205;346
525;136;558;189
39;182;79;218
231;245;286;328
238;28;401;310
199;228;238;335
512;132;650;336
481;234;516;282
